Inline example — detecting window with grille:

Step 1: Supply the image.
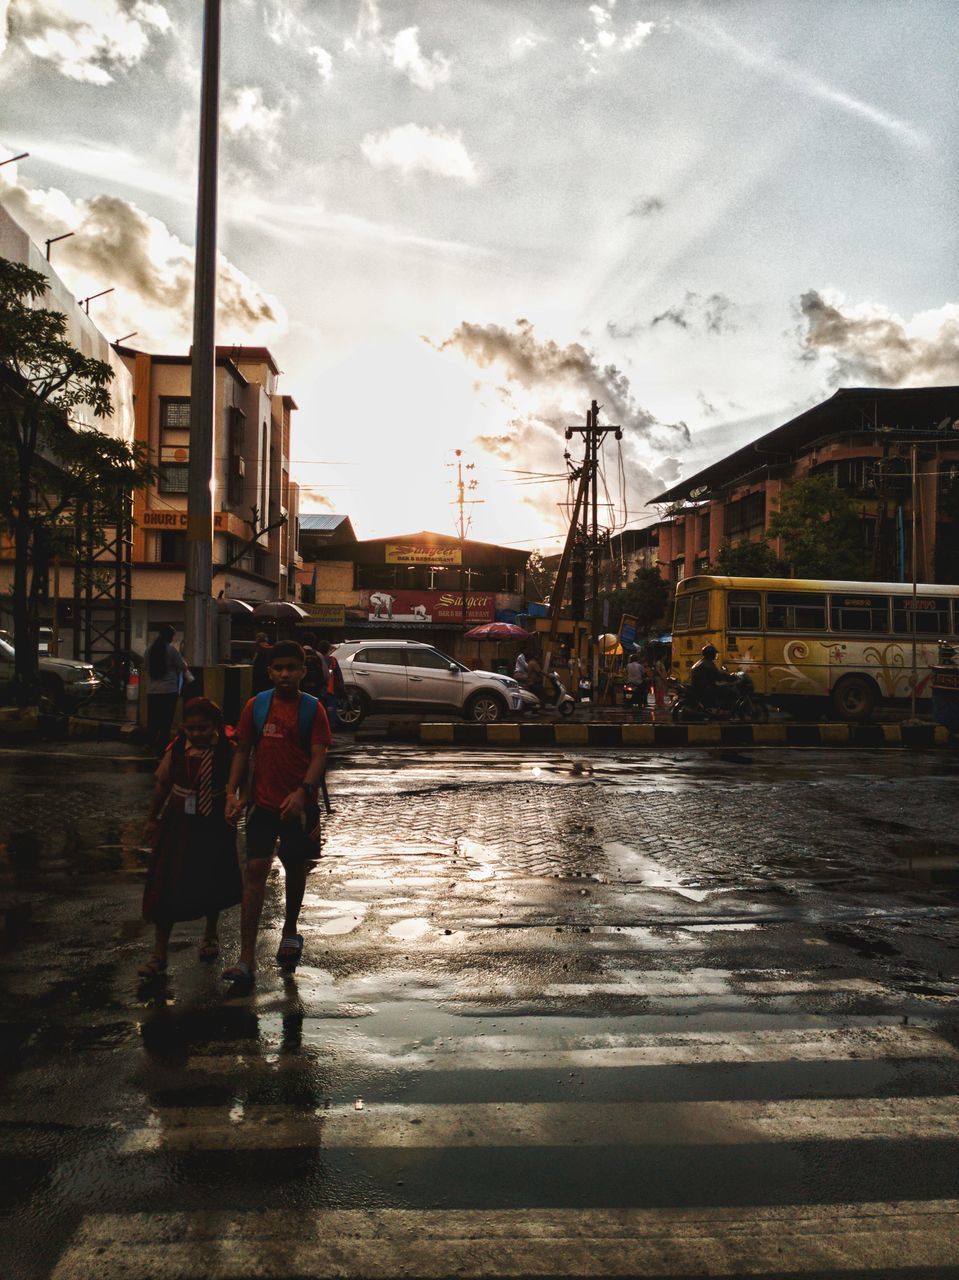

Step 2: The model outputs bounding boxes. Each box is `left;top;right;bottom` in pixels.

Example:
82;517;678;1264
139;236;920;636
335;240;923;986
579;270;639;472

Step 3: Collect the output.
723;491;765;538
829;594;889;633
767;591;827;631
689;591;710;628
892;597;950;635
158;464;189;494
728;591;761;630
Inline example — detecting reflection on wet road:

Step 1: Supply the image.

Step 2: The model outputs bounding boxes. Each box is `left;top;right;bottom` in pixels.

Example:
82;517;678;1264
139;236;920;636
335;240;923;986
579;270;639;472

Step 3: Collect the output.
2;745;959;1278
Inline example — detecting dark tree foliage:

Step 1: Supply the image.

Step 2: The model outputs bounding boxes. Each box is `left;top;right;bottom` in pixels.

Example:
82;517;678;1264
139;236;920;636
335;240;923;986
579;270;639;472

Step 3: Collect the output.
602;566;671;635
712;537;784;577
0;258;151;705
766;475;866;579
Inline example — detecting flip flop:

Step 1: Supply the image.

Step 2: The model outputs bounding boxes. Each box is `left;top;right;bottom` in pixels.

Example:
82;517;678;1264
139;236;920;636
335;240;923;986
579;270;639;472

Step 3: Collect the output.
276;934;304;971
199;939;220;962
137;955;167;979
222;962;255;984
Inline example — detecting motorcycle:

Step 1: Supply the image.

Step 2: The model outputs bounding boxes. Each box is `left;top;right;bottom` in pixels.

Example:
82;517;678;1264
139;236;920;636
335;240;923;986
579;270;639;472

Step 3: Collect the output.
519;671;577;717
669;670;769;723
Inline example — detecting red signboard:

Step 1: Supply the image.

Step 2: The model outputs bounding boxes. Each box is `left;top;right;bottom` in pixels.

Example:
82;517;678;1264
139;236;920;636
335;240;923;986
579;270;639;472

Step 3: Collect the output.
367;589;494;624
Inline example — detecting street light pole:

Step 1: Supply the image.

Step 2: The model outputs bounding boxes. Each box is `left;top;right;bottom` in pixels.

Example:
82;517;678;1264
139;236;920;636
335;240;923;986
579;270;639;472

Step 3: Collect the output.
184;0;220;668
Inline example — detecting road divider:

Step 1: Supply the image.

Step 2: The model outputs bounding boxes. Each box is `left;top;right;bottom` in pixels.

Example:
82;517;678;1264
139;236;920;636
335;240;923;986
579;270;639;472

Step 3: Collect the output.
407;721;952;749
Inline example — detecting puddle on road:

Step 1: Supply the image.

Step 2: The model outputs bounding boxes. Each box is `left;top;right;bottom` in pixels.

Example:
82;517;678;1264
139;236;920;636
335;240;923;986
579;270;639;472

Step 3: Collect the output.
387;918;433;941
303;897;368;936
601;842;711;901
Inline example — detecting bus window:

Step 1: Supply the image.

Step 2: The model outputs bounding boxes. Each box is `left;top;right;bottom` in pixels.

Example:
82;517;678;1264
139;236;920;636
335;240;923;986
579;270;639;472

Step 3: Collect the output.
892;597;950;635
727;591;761;630
830;595;889;633
673;595;692;631
766;592;827;631
689;591;710;628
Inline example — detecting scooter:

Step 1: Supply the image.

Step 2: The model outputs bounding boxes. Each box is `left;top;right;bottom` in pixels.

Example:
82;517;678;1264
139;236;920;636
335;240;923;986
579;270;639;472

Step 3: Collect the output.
669;670;769;723
521;671;577;717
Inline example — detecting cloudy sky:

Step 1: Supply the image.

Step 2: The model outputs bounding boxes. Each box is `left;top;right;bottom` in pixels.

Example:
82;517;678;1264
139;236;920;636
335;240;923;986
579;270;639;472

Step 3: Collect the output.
1;0;957;549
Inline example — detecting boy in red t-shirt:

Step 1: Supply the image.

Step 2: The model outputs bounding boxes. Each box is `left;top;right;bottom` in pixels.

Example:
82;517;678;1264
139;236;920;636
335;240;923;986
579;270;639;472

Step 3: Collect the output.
224;641;331;983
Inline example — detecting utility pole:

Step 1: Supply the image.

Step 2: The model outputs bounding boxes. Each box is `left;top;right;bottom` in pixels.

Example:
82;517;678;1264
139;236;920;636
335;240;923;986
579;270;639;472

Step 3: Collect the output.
184;0;220;668
449;450;483;628
564;401;622;700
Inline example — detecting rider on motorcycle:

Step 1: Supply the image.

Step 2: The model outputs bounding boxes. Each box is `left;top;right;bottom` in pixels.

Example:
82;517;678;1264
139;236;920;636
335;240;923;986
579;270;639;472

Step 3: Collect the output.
690;644;737;713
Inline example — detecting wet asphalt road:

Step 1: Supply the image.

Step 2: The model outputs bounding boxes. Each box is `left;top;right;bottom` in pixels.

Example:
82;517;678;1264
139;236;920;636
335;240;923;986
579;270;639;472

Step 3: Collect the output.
1;741;959;1279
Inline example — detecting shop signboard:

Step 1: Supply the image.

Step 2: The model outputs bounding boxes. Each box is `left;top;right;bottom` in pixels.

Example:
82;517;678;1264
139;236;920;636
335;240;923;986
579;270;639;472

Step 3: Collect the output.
384;543;461;566
367;589;494;623
618;613;638;652
303;604;346;625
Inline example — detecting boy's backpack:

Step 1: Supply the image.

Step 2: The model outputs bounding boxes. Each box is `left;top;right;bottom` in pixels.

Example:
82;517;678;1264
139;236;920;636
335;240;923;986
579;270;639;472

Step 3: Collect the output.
251;689;321;751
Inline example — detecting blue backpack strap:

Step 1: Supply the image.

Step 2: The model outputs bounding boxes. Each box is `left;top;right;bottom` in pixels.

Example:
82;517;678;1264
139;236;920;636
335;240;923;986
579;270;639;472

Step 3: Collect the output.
297;692;320;751
252;689;275;742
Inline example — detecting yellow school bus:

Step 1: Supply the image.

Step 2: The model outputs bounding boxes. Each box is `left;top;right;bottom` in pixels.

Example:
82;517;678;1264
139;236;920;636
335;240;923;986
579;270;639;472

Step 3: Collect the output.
671;575;959;720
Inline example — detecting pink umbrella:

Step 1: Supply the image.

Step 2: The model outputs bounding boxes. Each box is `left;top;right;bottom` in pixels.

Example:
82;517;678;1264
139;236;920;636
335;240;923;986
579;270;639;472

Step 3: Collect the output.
463;622;531;639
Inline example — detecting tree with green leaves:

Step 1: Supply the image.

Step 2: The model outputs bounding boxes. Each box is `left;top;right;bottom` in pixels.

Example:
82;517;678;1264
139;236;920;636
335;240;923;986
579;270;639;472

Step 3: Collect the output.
766;475;866;579
712;536;783;577
0;258;151;706
603;566;671;636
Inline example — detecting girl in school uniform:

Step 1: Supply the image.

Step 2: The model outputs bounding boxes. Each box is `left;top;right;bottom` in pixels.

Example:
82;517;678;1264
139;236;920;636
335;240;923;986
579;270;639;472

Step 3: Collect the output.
138;697;243;979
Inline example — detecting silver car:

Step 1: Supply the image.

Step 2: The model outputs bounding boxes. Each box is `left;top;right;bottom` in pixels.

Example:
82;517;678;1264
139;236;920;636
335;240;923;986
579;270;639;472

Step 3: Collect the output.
0;637;100;711
333;640;524;726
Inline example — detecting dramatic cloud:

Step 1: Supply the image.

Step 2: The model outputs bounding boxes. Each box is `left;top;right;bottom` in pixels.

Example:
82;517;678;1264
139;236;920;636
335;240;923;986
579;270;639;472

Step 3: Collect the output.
579;2;655;70
797;290;959;386
345;0;451;92
651;291;736;335
510;32;547;60
390;26;451;91
431;318;688;525
309;44;333;82
360;124;478;184
629;196;664;217
6;0;171;85
222;85;285;155
0;176;286;349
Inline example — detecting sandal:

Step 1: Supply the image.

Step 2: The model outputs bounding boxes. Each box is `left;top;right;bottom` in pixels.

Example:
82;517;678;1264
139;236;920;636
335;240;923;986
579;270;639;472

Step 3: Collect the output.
199;938;220;962
276;934;304;971
137;955;167;979
222;962;255;984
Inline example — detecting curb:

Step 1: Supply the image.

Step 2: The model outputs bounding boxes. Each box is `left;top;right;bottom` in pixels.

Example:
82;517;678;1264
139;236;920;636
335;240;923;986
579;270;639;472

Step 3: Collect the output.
412;721;953;749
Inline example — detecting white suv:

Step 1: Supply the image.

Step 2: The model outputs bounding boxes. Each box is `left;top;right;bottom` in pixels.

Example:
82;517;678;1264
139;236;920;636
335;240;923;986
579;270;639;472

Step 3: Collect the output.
333;640;524;727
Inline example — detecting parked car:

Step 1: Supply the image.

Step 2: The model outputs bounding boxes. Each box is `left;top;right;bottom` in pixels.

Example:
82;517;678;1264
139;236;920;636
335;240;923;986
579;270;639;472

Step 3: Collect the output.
0;637;100;711
333;640;525;726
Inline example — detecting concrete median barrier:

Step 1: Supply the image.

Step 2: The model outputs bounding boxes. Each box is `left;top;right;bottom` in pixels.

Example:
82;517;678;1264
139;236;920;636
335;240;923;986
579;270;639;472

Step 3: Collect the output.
412;721;953;749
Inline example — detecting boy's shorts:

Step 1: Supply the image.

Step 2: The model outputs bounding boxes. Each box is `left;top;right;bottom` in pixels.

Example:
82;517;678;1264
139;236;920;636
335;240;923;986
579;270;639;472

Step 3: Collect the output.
245;803;321;866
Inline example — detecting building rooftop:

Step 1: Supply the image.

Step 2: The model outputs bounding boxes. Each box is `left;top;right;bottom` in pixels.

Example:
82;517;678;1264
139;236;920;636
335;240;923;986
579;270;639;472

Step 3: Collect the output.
299;514;353;533
651;385;959;504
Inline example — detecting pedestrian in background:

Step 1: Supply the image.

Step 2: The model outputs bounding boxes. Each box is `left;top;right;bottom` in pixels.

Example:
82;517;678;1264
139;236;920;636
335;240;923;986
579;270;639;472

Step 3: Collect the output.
626;651;647;711
652;645;668;711
316;640;345;729
224;641;331;984
146;624;191;752
251;632;272;693
138;697;242;979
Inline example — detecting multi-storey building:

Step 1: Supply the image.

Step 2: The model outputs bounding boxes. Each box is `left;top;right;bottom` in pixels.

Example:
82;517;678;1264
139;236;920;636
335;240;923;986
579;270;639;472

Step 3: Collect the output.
114;344;301;653
647;386;959;587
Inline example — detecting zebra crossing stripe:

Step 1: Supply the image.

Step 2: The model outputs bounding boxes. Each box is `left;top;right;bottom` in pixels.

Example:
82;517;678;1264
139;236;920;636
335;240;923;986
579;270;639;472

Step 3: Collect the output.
119;1094;959;1153
182;1025;956;1073
52;1201;959;1278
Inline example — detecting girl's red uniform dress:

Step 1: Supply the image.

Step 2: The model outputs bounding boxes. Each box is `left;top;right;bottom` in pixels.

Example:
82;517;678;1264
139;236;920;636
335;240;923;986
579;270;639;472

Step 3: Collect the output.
142;732;243;926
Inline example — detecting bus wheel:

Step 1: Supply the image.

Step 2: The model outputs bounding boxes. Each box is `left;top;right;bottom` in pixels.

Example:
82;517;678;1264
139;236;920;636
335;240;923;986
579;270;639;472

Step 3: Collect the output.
831;675;877;722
